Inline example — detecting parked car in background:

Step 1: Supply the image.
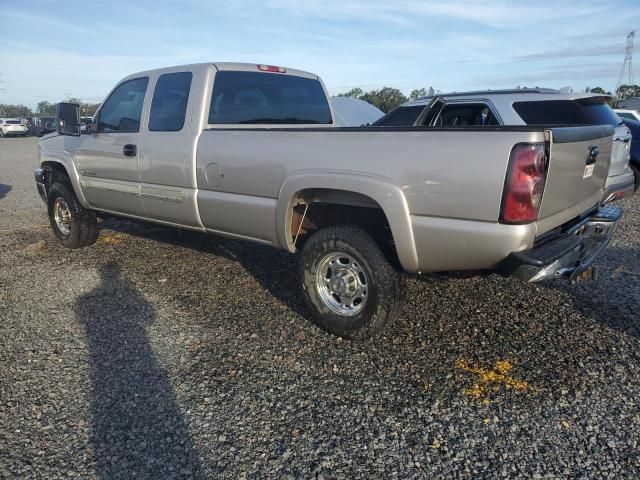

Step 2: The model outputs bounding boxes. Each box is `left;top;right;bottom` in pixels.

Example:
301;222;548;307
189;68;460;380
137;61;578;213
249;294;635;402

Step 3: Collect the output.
80;116;93;133
330;96;384;126
375;89;635;204
0;118;28;137
27;116;56;137
615;109;640;122
34;62;622;339
620;117;640;192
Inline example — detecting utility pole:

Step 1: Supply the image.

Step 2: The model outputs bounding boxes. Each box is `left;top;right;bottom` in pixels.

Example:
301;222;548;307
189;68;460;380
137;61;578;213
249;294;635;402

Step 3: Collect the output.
613;31;635;106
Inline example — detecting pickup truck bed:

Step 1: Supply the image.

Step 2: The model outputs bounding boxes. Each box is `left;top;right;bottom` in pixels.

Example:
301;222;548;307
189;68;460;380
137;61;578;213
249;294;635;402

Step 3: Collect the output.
34;62;623;340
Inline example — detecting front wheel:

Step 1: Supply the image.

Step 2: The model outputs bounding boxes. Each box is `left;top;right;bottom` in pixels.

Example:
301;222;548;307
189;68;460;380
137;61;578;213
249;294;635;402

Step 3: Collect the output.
47;182;98;248
299;225;406;340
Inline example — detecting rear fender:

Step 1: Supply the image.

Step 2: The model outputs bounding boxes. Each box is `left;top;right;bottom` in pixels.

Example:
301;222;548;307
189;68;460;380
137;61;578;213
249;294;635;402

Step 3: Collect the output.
277;173;419;273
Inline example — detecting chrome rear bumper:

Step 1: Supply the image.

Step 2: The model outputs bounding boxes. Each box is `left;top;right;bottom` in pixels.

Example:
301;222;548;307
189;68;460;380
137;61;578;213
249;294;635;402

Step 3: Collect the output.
499;204;623;283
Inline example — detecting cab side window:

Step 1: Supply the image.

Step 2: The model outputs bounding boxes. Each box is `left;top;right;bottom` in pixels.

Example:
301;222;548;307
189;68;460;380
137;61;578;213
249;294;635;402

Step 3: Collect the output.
97;77;148;133
149;72;192;132
435;103;499;126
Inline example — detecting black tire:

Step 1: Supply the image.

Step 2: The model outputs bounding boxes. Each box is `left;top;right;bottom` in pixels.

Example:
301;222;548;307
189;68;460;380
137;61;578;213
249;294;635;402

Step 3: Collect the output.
47;182;98;248
299;225;406;340
631;163;640;193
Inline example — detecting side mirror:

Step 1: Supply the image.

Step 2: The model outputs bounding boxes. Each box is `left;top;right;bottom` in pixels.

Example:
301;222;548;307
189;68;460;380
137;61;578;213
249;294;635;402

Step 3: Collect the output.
55;102;80;136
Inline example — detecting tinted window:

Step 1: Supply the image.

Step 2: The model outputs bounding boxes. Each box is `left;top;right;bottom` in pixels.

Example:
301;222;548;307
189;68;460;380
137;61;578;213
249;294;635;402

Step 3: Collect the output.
149;72;192;131
617;112;635;120
98;77;148;133
209;71;332;124
6;120;21;124
374;106;424;126
513;99;620;126
436;103;499;126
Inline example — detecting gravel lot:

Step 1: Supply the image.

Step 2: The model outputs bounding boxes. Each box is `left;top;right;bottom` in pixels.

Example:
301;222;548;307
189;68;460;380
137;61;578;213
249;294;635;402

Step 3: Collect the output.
1;136;639;479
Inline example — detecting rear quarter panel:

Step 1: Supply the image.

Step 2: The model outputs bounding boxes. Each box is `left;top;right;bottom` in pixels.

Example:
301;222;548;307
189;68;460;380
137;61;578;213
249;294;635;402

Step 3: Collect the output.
196;128;547;221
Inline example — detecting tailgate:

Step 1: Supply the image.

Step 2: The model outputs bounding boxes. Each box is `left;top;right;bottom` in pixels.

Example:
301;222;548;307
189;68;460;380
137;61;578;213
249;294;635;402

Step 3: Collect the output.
537;125;613;227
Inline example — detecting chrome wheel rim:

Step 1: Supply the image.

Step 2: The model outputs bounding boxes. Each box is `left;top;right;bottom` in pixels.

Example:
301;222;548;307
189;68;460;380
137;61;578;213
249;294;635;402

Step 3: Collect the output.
53;197;72;236
315;252;368;316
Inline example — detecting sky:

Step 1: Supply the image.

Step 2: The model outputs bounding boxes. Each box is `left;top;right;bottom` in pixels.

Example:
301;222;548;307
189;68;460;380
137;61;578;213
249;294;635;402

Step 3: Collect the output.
0;0;638;109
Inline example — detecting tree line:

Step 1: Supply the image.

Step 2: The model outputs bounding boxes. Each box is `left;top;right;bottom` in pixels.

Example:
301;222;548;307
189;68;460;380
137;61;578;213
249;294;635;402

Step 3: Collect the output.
338;85;640;113
0;99;100;118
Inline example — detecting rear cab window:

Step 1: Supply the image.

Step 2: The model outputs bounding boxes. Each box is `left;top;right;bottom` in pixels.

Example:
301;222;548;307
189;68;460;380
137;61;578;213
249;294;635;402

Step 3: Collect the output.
513;98;620;126
209;71;332;125
149;72;192;131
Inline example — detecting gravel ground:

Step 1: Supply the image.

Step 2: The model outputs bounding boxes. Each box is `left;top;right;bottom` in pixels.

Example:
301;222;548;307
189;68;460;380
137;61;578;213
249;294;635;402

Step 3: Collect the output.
1;136;639;479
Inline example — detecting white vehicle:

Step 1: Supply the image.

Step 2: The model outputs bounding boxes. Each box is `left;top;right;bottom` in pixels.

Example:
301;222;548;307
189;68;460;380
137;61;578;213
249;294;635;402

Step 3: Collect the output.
0;118;28;137
614;109;640;122
330;96;384;126
376;90;635;204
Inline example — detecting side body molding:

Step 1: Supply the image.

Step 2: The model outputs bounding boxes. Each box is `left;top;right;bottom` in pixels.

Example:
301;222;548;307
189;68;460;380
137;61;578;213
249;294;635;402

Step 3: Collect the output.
276;173;419;274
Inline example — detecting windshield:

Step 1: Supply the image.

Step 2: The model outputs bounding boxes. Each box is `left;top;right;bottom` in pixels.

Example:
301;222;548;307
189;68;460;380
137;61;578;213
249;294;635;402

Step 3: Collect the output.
6;120;21;125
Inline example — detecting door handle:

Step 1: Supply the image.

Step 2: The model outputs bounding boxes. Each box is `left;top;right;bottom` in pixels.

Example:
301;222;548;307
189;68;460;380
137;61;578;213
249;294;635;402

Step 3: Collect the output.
123;144;137;157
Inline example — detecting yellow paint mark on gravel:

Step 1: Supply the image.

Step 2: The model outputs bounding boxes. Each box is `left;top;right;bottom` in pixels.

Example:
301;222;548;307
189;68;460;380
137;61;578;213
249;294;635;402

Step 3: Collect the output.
456;359;531;400
97;234;125;245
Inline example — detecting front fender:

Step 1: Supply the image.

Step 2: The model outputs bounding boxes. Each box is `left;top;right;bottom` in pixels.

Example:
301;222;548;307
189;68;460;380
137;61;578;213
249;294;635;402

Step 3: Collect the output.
276;172;419;274
39;137;89;208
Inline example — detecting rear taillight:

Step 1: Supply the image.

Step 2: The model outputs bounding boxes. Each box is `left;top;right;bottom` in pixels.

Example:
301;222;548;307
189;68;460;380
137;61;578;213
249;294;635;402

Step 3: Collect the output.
500;143;548;224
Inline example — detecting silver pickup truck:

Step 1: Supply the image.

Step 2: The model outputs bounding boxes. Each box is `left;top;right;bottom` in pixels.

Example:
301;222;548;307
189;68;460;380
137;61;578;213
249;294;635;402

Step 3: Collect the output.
35;62;623;339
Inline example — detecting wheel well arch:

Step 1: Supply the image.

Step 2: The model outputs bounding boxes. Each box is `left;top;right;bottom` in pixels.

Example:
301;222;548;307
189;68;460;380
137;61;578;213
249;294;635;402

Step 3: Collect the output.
277;175;419;273
289;188;399;264
40;160;89;207
42;161;72;189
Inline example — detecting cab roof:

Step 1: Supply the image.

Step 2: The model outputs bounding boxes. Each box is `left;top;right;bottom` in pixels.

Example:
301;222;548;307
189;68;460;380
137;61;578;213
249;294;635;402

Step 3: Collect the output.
122;62;319;82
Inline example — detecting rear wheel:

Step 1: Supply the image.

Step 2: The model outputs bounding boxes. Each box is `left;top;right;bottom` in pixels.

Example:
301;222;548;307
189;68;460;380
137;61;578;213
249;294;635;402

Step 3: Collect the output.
47;182;98;248
299;225;406;340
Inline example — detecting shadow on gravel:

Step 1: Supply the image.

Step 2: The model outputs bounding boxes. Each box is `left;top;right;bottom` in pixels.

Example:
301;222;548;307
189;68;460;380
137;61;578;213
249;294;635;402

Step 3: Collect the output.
0;183;12;200
552;246;640;337
101;218;309;318
75;262;201;478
